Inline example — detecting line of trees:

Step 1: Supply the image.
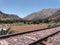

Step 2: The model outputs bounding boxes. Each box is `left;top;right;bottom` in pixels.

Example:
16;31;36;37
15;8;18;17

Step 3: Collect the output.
0;19;57;24
23;19;51;24
0;19;21;24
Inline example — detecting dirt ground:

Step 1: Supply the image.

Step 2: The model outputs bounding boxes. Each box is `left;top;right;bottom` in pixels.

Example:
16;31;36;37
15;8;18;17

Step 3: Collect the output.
10;24;49;33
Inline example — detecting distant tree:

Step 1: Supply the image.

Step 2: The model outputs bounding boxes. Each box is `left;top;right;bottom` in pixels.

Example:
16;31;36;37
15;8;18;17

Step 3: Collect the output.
32;21;36;24
44;19;50;23
24;21;26;24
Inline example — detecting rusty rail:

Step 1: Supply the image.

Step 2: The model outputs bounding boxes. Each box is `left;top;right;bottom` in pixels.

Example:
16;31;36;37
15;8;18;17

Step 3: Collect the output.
0;25;59;38
0;27;49;38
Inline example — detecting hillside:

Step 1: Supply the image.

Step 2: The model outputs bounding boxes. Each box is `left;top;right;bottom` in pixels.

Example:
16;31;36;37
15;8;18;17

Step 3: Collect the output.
0;11;22;20
0;11;22;23
48;9;60;21
24;8;60;21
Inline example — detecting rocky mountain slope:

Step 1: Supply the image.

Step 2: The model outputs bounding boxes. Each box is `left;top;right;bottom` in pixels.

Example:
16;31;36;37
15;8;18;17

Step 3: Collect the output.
0;11;22;21
24;8;60;21
48;9;60;21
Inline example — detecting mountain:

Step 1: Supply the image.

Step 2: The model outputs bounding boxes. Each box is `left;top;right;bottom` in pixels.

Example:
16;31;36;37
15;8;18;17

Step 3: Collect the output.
24;8;60;21
0;11;22;21
48;9;60;21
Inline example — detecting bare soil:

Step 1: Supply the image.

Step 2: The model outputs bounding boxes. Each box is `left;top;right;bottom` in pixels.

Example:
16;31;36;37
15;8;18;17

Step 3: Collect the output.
10;24;49;33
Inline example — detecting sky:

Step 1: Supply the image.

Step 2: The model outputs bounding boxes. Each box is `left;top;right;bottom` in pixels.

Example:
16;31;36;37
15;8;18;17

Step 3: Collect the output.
0;0;60;18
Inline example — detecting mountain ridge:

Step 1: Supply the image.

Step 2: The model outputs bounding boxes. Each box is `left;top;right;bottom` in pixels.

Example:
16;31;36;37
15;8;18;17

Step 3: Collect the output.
0;11;22;21
24;8;60;21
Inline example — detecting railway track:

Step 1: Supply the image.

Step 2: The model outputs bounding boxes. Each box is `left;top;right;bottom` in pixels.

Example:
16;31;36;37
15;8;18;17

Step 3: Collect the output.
0;26;60;45
32;31;60;45
42;32;60;45
30;29;60;45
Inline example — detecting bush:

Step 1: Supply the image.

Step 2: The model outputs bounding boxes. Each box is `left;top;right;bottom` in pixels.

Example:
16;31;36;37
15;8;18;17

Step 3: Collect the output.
0;28;12;35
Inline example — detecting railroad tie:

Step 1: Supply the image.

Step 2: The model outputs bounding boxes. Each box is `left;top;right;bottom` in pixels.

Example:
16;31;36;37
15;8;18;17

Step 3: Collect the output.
24;36;37;41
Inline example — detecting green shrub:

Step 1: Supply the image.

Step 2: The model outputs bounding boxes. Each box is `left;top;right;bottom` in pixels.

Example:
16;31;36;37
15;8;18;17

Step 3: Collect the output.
0;28;12;35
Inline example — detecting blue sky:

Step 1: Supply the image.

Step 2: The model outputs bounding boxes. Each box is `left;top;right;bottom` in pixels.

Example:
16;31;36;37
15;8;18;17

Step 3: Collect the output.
0;0;60;18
